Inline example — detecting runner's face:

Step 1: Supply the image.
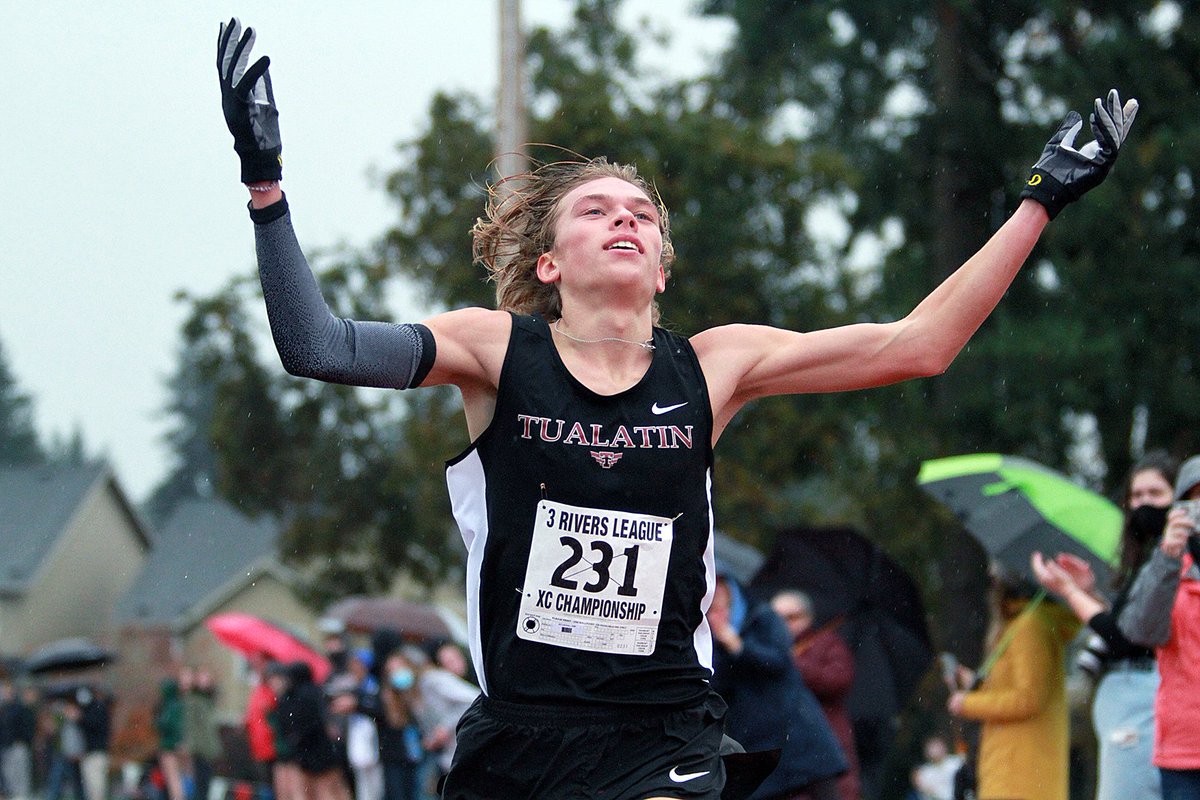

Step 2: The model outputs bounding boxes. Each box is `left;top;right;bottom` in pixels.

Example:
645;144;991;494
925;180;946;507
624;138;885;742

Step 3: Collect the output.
1128;469;1173;510
538;176;666;298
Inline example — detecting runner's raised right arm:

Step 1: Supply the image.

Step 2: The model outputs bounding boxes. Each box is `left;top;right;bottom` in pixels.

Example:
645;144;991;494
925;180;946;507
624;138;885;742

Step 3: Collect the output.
216;18;440;391
218;17;520;407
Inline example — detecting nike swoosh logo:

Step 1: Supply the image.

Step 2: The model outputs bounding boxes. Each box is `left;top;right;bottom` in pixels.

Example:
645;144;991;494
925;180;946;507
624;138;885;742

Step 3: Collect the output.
669;766;710;783
651;401;688;415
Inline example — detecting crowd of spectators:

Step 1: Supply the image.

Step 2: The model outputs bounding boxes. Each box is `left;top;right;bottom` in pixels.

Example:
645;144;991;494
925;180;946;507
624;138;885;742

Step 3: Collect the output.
242;635;480;800
10;444;1200;800
0;678;111;800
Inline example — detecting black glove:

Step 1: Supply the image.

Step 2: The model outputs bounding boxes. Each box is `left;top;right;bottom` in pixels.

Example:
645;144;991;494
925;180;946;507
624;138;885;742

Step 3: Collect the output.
217;18;282;184
1019;89;1138;219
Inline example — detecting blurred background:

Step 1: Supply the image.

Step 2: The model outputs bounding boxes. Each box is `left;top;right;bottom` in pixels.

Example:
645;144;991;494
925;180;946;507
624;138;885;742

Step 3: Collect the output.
3;2;1199;798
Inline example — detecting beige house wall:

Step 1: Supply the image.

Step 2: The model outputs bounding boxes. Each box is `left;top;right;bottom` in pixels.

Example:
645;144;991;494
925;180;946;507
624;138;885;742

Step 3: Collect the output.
5;478;146;653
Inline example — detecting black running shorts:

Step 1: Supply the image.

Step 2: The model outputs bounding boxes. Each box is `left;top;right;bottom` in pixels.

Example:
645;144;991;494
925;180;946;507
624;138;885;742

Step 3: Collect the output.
440;693;727;799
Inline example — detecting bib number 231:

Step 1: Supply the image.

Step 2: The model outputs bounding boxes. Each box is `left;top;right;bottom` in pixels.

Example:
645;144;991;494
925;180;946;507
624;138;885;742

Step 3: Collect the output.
517;500;673;656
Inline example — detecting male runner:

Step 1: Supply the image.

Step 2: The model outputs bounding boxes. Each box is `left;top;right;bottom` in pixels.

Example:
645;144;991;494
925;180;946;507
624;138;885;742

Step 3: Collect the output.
216;17;1137;800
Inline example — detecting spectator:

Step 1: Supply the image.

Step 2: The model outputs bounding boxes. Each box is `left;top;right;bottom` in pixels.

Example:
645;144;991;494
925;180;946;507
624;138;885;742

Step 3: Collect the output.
1032;451;1177;800
0;680;35;800
708;572;847;800
401;645;477;793
262;663;303;800
0;679;8;799
29;686;52;795
271;662;349;800
374;652;425;800
320;633;355;795
46;694;87;800
772;590;860;800
424;641;475;689
909;735;962;800
338;650;382;800
76;687;111;800
181;668;221;800
322;634;351;682
1119;454;1200;800
154;678;185;800
948;573;1079;800
244;655;283;800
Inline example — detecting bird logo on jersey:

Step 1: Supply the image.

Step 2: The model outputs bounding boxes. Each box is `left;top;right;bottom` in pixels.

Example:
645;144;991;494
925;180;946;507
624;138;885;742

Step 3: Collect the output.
590;451;624;469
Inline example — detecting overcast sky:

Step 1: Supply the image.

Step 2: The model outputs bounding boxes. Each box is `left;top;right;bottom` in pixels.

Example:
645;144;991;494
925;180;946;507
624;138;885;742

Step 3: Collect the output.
0;2;733;502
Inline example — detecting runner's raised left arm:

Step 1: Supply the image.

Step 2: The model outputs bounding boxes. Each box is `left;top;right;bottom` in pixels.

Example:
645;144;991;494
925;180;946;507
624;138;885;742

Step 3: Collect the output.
697;90;1139;424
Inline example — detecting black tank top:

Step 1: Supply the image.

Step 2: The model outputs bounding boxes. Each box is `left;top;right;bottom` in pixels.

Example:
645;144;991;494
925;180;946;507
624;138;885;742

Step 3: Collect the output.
445;313;717;707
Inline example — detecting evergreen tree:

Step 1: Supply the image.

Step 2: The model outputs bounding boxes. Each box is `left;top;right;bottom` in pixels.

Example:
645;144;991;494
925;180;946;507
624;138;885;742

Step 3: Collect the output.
0;339;44;466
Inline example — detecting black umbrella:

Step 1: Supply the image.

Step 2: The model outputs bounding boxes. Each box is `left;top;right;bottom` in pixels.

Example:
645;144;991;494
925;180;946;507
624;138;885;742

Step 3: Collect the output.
38;679;96;702
749;526;933;724
24;638;116;675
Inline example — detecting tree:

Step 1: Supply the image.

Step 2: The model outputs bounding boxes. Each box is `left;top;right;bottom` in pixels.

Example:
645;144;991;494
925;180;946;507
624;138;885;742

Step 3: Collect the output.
0;339;45;466
151;237;470;605
703;0;1200;478
147;283;299;524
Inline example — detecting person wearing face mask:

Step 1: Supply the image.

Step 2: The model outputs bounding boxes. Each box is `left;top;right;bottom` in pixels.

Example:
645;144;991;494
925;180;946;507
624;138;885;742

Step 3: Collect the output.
1031;450;1178;800
1119;454;1200;800
373;653;425;800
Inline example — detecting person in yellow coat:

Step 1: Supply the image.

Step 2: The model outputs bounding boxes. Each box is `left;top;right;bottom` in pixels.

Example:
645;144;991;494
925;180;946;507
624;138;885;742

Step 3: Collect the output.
948;576;1081;800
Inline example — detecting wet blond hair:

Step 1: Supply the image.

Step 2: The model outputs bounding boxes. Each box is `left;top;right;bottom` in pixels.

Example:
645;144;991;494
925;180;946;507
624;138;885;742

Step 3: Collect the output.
471;156;675;322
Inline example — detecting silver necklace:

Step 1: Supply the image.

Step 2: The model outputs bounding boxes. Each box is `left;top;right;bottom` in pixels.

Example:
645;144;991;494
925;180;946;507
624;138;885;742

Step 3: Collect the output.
554;319;655;351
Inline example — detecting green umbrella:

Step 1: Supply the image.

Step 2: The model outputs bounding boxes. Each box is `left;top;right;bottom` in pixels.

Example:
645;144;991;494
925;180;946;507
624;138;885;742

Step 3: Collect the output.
918;453;1123;585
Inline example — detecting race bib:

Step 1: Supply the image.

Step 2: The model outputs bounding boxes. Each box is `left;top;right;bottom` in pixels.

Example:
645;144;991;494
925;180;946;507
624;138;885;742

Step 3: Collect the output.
517;499;674;656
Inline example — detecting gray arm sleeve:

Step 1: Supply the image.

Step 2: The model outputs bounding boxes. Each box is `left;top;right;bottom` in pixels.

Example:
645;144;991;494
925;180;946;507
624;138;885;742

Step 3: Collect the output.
1116;547;1182;647
252;202;432;389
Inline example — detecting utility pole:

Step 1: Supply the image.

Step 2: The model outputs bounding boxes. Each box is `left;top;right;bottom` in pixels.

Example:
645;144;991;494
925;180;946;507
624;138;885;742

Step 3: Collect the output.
496;0;529;192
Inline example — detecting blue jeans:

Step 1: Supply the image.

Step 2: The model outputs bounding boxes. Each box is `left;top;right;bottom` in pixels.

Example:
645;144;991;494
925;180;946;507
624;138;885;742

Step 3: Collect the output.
1092;664;1161;800
45;753;84;800
381;761;421;800
1161;768;1200;800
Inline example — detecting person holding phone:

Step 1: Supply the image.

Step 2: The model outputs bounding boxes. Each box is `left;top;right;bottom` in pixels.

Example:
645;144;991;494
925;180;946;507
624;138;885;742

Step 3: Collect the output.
1119;456;1200;800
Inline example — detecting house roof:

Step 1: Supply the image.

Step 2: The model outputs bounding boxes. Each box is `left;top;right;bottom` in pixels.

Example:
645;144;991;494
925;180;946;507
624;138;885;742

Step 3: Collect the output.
115;497;285;628
0;463;151;597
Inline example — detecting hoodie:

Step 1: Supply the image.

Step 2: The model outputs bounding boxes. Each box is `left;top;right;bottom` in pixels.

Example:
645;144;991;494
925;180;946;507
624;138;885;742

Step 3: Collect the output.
959;600;1080;800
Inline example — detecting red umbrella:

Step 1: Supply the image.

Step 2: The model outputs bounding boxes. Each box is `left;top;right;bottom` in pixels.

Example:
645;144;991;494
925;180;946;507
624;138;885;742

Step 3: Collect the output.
205;612;331;683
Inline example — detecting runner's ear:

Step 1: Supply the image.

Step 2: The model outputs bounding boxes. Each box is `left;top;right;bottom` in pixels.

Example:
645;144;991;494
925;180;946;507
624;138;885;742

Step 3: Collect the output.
536;252;560;285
